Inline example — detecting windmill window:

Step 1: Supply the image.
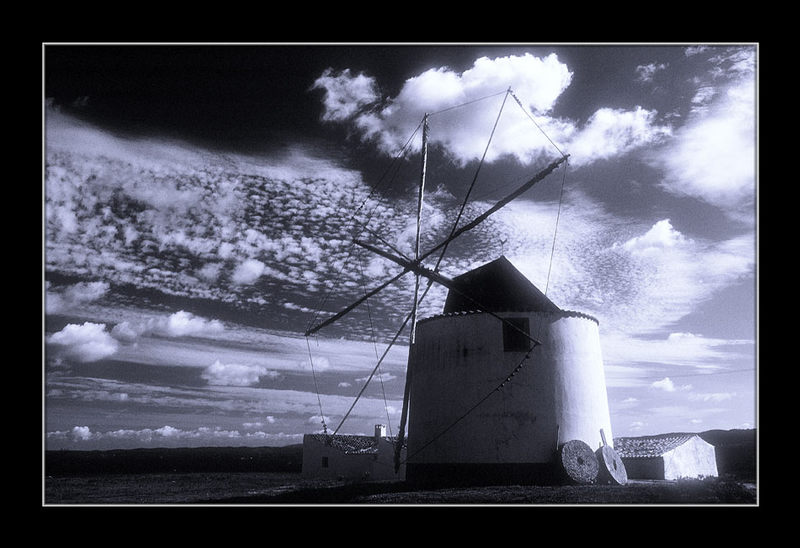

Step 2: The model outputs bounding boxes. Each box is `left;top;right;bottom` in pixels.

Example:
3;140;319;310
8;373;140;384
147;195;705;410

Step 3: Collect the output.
321;456;329;468
503;317;530;352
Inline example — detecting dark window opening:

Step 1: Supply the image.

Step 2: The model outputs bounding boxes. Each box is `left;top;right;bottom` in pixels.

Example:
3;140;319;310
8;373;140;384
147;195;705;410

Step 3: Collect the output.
321;456;329;468
503;317;530;352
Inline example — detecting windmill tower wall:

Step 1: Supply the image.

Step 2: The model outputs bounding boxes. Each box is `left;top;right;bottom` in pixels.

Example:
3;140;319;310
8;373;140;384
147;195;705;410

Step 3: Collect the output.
406;297;613;486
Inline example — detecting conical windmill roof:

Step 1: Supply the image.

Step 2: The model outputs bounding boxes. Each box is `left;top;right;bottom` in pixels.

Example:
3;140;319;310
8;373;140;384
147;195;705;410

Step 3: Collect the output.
442;256;560;314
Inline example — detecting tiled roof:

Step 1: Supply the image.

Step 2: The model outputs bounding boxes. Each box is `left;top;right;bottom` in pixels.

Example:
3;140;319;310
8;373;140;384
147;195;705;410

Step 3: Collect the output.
307;434;406;454
417;308;599;326
613;433;698;458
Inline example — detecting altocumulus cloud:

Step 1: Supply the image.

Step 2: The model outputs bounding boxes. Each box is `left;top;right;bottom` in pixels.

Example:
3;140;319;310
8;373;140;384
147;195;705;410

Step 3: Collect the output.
232;258;266;285
44;106;414;332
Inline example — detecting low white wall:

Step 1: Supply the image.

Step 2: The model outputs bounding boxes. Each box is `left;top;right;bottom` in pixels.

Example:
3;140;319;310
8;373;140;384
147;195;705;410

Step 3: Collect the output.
663;436;718;480
301;435;405;481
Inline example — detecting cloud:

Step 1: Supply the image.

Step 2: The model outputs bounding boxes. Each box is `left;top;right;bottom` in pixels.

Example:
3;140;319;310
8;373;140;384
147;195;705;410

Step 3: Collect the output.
232;258;266;285
46;281;110;314
650;377;675;392
620;219;689;256
685;46;709;57
47;322;119;362
197;262;223;283
636;62;668;83
313;54;670;168
49;425;246;444
494;195;754;337
110;310;223;342
311;68;380;121
307;415;332;432
566;107;671;167
299;356;330;372
45;109;391;324
71;426;93;441
48;371;404;431
602;219;754;336
650;377;692;392
649;47;755;216
201;360;271;386
688;392;736;403
160;310;224;337
46;424;305;448
355;372;397;383
314;53;573;161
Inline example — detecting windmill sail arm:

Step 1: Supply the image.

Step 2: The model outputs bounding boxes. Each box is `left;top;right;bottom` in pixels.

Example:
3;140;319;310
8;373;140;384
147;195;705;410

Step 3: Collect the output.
303;271;406;337
354;239;542;347
354;240;455;289
418;154;569;263
304;154;568;338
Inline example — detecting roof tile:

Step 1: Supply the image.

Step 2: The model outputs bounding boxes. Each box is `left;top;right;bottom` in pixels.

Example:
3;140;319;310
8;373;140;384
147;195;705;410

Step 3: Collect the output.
613;433;697;458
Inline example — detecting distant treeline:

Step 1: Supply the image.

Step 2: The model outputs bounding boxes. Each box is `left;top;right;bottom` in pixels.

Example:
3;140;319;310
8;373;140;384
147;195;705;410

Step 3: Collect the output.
46;445;304;476
45;429;756;480
698;429;756;481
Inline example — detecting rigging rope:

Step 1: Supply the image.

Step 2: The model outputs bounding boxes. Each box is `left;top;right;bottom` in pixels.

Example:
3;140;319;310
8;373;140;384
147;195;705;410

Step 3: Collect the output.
301;121;425;437
305;336;328;434
430;88;511;272
357;254;395;437
304;120;424;335
544;159;569;297
331;305;414;436
509;90;566;158
428;89;509;117
400;345;536;465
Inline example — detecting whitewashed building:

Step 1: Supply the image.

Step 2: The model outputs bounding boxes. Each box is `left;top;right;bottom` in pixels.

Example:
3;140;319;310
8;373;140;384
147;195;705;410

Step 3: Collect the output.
302;425;406;482
614;433;718;480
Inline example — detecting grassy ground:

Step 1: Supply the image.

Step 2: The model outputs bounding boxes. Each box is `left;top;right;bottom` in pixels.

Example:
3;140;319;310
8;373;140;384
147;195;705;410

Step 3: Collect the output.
46;472;756;505
45;472;303;504
197;476;756;505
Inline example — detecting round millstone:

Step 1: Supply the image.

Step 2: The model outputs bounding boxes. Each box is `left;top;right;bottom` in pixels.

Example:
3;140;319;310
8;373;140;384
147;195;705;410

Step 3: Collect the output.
558;440;599;485
595;444;628;485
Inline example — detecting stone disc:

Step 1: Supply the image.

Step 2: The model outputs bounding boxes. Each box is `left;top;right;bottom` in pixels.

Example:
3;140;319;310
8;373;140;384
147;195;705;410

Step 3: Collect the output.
558;440;599;485
596;444;628;485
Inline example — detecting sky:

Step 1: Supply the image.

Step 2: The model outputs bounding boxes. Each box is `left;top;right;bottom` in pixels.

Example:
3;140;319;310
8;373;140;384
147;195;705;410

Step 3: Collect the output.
43;43;758;451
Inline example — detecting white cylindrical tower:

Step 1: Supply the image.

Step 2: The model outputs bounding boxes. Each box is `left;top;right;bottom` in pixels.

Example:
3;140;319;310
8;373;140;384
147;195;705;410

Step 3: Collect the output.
404;257;613;486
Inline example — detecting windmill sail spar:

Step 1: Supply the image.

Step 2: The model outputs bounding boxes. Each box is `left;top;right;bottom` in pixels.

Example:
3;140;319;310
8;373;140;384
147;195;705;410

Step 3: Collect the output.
394;113;429;471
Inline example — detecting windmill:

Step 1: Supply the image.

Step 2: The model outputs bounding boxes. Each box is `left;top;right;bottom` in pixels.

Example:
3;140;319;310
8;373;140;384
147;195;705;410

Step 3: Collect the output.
303;88;571;476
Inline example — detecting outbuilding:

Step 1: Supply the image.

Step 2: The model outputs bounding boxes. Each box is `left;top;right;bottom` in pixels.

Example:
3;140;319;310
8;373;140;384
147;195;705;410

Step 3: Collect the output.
613;433;718;480
302;425;406;482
